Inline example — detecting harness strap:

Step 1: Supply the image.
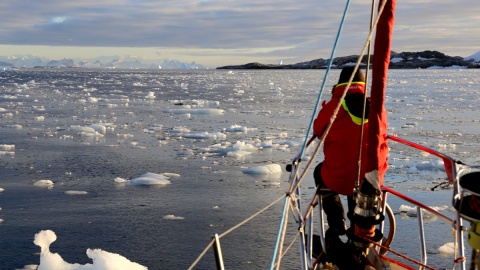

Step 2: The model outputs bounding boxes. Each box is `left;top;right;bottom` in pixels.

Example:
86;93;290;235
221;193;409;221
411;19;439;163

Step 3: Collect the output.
341;99;369;125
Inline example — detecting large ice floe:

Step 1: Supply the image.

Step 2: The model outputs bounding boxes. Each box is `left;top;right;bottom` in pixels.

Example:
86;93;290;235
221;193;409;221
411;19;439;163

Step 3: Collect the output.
32;230;147;270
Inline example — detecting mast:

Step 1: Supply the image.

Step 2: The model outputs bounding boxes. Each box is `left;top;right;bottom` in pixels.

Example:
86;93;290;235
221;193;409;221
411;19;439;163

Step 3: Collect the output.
350;0;396;248
365;0;395;192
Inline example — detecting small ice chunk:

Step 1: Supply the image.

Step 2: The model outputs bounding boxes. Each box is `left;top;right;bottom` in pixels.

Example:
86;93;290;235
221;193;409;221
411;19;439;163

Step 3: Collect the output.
0;144;15;151
166;108;224;115
438;242;455;257
145;92;156;99
64;191;88;195
243;164;282;174
183;132;227;140
70;125;96;134
416;160;445;171
114;177;128;183
89;124;107;134
163;215;185;220
225;125;248;133
33;180;54;188
129;172;171;186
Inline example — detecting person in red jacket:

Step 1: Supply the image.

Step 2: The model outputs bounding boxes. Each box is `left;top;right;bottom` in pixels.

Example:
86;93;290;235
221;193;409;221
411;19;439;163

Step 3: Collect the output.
313;67;370;257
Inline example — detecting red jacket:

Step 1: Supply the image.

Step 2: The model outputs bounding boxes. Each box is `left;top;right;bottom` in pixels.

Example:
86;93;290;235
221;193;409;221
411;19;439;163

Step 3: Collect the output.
313;82;369;196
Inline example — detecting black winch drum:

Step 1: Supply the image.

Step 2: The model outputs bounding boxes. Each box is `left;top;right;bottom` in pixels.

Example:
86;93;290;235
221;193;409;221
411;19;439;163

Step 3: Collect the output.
455;171;480;222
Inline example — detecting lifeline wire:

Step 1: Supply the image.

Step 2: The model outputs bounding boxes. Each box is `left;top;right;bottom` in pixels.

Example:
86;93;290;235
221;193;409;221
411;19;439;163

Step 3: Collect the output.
271;1;354;269
297;0;352;161
273;0;391;268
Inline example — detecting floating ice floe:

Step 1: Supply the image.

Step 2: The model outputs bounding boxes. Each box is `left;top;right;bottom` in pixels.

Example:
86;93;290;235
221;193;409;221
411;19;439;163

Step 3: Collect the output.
437;143;456;151
114;177;128;183
224;125;253;133
64;191;88;195
33;180;54;188
162;173;181;178
183;132;227;140
209;141;257;157
147;124;163;132
97;98;129;107
129;173;171;185
32;105;46;112
438;242;455;257
242;164;283;174
177;149;194;156
0;144;15;156
401;122;417;128
415;160;445;171
397;204;447;221
4;124;22;129
34;116;45;121
116;172;179;186
165;108;224;115
69;125;104;137
163;215;185;220
89;124;107;134
170;126;191;133
33;230;147;270
145;92;156;99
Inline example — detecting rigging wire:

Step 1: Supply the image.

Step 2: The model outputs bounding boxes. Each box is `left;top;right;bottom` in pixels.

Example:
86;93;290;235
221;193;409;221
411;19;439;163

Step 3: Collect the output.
271;1;355;268
296;0;352;164
354;0;376;189
273;0;391;268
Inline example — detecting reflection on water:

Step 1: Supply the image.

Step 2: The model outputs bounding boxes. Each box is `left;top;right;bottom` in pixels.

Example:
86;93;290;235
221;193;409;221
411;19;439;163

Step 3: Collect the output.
0;69;478;269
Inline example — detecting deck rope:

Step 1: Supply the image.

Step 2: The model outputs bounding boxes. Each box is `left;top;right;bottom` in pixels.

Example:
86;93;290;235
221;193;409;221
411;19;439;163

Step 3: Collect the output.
359;235;437;270
187;195;285;270
219;195;284;238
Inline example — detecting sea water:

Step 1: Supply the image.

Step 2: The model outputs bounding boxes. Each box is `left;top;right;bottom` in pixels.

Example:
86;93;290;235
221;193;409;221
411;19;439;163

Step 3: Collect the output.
0;68;479;269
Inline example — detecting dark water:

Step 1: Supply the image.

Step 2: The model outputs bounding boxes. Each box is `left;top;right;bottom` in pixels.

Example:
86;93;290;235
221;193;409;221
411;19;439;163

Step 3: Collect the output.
0;69;478;269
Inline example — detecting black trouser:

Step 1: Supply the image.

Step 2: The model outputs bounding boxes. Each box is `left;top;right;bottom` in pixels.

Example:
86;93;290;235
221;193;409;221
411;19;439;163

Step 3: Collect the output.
314;163;355;233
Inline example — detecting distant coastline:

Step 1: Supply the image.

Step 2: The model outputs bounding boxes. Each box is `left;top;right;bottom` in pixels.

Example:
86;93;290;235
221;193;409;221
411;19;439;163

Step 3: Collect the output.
1;50;479;70
217;50;480;70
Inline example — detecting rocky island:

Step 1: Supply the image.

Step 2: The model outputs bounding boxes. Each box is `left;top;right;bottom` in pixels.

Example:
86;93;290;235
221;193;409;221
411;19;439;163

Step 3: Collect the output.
217;50;480;69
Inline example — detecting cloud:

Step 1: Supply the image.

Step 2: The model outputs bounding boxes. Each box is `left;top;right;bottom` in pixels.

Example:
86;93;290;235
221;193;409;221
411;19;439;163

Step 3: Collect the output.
0;0;478;66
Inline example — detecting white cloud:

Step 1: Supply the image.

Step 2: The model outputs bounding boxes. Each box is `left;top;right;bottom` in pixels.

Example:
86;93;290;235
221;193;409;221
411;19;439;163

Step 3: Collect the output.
0;0;477;66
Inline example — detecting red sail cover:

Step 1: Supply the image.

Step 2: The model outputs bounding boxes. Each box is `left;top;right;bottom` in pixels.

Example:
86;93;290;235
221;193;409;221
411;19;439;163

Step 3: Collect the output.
365;0;396;191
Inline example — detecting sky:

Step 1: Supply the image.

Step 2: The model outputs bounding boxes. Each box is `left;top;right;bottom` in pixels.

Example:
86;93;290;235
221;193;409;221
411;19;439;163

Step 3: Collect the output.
0;0;479;68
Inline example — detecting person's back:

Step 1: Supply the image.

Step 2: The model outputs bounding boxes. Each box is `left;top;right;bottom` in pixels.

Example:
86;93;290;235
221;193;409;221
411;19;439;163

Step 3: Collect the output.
313;67;369;196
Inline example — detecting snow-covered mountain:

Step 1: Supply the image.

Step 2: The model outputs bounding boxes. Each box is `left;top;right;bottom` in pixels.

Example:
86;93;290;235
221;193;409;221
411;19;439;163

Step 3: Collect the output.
0;54;207;69
465;51;480;63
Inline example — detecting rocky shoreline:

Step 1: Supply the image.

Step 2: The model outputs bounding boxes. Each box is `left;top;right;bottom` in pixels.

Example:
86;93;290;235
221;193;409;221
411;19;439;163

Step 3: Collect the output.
217;50;480;69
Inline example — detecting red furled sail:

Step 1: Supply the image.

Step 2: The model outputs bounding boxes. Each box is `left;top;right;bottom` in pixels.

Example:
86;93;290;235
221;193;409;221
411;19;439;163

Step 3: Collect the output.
365;0;396;191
